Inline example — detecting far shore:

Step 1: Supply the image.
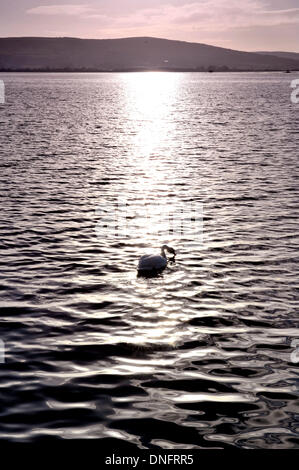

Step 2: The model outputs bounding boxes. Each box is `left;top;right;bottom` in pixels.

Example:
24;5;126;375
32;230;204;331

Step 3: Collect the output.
0;68;298;73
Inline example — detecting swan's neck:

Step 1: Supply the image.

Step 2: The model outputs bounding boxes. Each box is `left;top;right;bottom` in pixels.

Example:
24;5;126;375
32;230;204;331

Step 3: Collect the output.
161;247;167;259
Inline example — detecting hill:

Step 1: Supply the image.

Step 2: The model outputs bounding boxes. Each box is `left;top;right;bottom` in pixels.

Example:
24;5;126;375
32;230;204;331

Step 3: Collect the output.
257;51;299;62
1;37;299;71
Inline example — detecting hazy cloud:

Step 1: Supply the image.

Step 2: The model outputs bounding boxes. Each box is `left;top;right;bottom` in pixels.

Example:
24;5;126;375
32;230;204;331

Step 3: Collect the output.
27;4;94;16
102;1;299;32
26;1;299;30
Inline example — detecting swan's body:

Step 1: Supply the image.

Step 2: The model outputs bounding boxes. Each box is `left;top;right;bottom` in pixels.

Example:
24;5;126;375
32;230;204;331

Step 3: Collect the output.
138;245;176;273
138;254;167;271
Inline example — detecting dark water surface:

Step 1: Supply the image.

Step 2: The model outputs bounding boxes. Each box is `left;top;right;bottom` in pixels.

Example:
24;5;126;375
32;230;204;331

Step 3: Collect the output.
0;72;299;448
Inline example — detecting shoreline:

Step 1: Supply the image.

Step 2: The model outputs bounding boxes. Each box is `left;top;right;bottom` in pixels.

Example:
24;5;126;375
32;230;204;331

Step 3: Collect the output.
0;68;298;73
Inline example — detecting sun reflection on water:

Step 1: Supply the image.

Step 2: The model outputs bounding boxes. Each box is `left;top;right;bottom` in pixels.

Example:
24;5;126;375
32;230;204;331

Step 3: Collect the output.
118;73;184;250
122;72;181;157
94;73;189;351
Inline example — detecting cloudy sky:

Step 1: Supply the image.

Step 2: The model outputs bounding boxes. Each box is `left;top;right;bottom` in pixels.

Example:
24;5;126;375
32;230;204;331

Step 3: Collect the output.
1;0;299;51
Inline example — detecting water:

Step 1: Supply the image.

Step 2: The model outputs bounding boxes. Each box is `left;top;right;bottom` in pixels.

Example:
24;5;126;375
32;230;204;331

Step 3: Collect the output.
0;72;299;448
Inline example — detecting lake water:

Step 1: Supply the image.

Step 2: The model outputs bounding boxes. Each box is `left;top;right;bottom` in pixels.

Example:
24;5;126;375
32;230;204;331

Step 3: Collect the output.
0;72;299;448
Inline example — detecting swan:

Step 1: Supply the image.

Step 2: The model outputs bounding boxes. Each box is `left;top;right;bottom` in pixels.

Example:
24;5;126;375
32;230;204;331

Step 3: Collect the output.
138;245;176;273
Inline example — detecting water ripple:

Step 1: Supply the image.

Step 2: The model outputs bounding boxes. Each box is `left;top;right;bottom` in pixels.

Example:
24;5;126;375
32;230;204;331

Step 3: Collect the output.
0;72;298;447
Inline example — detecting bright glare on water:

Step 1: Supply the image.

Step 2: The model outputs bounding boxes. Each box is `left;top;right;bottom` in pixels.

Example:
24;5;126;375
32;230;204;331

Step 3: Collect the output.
0;72;299;448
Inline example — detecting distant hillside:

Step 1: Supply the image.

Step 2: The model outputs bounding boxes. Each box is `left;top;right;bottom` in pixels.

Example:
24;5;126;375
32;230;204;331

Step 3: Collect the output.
257;51;299;62
1;37;299;71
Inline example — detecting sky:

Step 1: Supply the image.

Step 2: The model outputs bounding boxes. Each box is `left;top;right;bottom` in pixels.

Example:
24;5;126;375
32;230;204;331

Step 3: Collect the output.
1;0;299;52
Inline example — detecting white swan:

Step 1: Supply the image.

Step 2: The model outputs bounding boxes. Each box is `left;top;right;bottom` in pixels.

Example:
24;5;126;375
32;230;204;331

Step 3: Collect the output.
138;245;176;273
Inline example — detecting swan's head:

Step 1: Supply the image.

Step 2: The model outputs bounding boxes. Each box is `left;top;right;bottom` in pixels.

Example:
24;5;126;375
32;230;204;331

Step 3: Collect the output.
161;245;176;257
